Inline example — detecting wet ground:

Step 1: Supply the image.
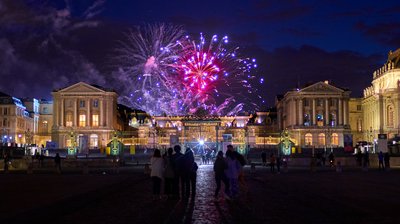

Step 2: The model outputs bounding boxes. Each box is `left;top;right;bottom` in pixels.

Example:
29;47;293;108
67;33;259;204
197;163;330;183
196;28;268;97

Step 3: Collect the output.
1;165;400;224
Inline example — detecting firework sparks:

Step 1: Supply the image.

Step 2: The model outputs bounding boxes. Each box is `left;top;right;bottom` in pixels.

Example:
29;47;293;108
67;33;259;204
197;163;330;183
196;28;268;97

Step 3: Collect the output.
114;26;262;116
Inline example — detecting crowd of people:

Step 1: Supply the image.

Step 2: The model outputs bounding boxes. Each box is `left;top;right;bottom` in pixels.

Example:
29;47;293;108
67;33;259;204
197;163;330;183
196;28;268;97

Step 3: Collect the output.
149;144;248;202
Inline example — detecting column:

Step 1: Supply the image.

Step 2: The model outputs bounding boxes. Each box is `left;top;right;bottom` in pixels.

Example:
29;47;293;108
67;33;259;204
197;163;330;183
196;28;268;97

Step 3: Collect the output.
87;98;90;127
325;98;329;125
54;97;59;127
312;99;316;125
338;98;343;125
343;99;348;125
299;99;303;125
100;99;104;127
74;99;78;127
61;98;64;126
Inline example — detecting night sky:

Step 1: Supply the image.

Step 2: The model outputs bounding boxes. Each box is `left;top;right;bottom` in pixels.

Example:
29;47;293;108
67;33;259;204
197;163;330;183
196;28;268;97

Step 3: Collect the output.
1;0;400;111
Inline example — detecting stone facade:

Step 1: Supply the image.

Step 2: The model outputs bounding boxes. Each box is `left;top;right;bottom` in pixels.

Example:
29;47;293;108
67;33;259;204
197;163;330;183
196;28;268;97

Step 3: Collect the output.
51;82;119;152
276;81;352;149
363;48;400;141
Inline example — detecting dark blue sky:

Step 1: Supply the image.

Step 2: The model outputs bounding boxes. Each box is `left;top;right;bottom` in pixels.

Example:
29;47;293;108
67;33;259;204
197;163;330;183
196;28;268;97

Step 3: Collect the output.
1;0;399;109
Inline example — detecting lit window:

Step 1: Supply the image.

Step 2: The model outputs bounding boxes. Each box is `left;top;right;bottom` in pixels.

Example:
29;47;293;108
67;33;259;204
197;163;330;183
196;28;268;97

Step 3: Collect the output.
92;115;99;127
387;105;394;127
317;114;324;126
318;133;325;145
90;134;98;148
331;133;339;145
79;114;86;127
305;133;312;145
66;113;73;127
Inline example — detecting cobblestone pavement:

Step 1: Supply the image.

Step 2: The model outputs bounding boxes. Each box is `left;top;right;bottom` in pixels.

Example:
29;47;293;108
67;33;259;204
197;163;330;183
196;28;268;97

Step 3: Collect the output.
2;165;400;224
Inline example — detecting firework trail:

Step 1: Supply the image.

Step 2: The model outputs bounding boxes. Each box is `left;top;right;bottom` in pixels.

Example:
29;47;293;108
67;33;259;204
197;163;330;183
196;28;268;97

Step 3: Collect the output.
113;23;185;115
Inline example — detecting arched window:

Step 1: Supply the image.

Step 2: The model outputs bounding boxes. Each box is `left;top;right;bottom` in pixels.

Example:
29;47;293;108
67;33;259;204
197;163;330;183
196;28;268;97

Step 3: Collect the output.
305;133;313;145
387;105;394;127
318;133;325;145
331;133;339;146
90;134;98;148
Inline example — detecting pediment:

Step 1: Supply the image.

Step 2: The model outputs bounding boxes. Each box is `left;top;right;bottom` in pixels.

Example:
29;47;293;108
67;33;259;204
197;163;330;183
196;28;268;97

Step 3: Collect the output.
300;82;344;93
57;82;106;94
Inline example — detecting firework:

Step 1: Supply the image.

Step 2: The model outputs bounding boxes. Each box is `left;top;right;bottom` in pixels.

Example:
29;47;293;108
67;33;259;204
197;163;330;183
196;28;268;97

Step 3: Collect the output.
114;25;262;116
113;23;185;115
173;33;260;115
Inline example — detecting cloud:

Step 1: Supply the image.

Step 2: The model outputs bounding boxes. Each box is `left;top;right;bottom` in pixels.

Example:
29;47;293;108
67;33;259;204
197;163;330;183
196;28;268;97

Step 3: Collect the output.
243;45;383;105
355;21;400;47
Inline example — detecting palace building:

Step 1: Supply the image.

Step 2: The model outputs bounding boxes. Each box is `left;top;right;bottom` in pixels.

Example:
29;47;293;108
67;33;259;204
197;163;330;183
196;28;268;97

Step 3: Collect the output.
363;48;400;141
276;81;352;150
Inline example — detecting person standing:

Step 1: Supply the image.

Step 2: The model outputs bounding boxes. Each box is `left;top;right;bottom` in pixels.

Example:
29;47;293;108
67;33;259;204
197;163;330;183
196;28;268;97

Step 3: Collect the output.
54;153;61;173
261;150;267;166
164;148;175;199
378;151;384;171
3;153;10;173
225;150;241;199
213;151;229;200
181;148;196;199
150;149;165;200
171;145;184;199
270;153;276;173
384;152;390;171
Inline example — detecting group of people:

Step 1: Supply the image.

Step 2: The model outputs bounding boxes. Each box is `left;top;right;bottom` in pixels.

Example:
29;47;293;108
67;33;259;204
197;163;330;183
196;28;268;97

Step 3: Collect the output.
213;145;247;200
150;145;198;201
261;150;282;173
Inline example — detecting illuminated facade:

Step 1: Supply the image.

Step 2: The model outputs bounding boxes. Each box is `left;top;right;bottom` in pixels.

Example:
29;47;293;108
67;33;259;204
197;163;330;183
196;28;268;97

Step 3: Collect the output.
0;92;35;145
51;82;119;152
276;81;352;149
363;48;400;140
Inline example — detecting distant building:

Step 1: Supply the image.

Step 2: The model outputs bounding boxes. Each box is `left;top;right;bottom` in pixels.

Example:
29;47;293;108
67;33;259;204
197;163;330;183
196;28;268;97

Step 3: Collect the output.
276;81;352;149
0;92;35;145
51;82;119;152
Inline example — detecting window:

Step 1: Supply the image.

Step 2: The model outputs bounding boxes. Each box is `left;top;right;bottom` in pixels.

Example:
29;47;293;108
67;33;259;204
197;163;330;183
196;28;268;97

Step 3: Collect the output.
90;134;98;148
4;107;8;115
331;133;339;146
357;105;362;111
305;133;312;145
43;107;48;114
330;99;337;107
317;114;324;126
66;113;73;127
93;100;99;108
387;105;394;127
92;114;99;127
317;99;323;107
79;114;86;127
303;99;310;107
79;100;85;108
318;133;325;145
329;113;336;126
304;114;310;126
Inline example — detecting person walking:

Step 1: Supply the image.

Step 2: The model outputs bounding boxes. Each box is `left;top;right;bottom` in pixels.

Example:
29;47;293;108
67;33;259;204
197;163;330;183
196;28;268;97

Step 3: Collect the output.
150;149;165;200
234;151;248;195
164;148;175;199
378;151;384;171
54;153;61;173
213;151;229;200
